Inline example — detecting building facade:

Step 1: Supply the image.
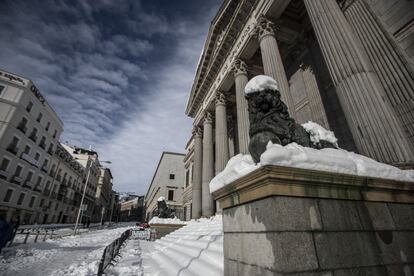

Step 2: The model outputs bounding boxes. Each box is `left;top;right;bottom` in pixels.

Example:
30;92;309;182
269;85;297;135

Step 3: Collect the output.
96;167;113;223
145;152;186;221
119;195;144;222
185;0;414;218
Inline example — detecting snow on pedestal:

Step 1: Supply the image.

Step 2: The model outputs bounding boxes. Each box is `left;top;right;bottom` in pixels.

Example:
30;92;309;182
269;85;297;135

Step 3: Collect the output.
148;216;187;225
302;121;338;147
210;142;414;193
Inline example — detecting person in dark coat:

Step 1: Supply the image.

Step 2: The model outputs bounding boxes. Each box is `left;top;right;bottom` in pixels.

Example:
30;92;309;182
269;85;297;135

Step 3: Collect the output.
86;218;90;228
0;215;12;253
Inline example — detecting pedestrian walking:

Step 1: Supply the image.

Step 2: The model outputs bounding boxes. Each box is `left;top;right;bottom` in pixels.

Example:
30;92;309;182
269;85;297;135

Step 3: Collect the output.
86;218;90;228
0;215;12;254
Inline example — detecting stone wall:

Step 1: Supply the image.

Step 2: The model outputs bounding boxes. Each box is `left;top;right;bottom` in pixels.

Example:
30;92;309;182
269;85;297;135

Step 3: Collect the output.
213;165;414;275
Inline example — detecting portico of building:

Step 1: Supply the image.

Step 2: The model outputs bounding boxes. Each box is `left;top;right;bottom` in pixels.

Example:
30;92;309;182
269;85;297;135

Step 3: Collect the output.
185;0;414;219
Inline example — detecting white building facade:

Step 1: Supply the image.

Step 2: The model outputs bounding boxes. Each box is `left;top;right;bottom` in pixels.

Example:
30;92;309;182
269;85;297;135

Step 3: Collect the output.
145;152;186;221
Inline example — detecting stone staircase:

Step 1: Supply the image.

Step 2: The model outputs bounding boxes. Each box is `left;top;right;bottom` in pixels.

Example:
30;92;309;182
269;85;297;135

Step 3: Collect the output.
142;215;224;276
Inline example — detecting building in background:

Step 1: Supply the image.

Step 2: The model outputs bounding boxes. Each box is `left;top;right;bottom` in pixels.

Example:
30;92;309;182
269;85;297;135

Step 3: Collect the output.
145;152;186;221
119;195;144;222
109;191;120;222
0;69;65;224
185;0;414;219
96;167;113;223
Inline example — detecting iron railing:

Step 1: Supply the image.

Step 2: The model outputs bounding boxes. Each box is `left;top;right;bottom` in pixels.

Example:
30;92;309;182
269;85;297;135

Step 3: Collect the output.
97;229;132;275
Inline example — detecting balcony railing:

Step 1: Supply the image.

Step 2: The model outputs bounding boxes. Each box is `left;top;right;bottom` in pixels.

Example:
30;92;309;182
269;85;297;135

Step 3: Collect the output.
21;153;39;167
6;145;18;155
0;169;9;180
16;124;27;134
23;180;34;189
29;134;38;143
11;175;23;184
43;189;50;196
34;186;42;192
41;164;48;173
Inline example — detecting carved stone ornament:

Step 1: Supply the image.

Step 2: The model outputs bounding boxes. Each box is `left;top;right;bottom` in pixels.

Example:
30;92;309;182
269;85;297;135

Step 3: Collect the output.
215;92;226;106
157;198;174;218
233;58;248;77
255;15;279;42
299;62;313;73
192;126;203;138
204;111;214;124
245;77;337;163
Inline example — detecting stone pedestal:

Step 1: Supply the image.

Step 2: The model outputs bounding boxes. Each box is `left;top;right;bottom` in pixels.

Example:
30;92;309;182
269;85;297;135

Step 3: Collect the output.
149;223;185;239
212;165;414;275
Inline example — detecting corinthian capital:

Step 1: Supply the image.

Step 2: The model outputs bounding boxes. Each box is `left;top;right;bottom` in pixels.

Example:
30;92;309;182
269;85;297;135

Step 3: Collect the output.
203;111;214;124
233;58;248;77
255;15;279;41
215;92;226;106
192;126;203;138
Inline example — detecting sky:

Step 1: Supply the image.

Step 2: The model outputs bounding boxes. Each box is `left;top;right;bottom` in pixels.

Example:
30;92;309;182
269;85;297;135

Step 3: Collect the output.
0;0;221;195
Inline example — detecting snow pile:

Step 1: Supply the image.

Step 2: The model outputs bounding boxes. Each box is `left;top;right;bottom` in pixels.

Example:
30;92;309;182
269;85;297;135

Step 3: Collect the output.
244;75;278;94
141;215;223;275
210;142;414;193
157;196;165;202
149;216;187;225
302;121;338;147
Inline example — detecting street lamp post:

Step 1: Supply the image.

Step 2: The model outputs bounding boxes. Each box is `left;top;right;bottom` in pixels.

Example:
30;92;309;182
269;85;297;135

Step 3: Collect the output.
74;158;111;234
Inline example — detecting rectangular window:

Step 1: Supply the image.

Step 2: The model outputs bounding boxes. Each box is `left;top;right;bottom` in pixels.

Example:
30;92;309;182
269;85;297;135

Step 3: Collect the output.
185;170;190;187
36;176;42;186
53;130;57;139
24;145;31;154
14;165;23;177
29;196;36;207
26;101;33;112
55;203;59;210
34;152;40;161
0;158;10;171
17;193;25;205
39;198;44;207
36;113;42;123
26;171;33;182
0;85;4;95
169;174;175;180
45;122;50;131
168;190;174;201
3;189;13;202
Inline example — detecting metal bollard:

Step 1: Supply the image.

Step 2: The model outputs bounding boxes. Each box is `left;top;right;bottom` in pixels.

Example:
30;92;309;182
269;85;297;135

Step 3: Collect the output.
23;231;30;244
43;230;48;242
34;230;40;243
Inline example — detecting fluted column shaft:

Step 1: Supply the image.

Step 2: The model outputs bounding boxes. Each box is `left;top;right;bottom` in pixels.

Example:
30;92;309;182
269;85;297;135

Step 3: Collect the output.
233;59;250;154
202;112;214;217
191;127;203;219
343;0;414;144
304;0;414;163
257;16;296;117
215;92;229;174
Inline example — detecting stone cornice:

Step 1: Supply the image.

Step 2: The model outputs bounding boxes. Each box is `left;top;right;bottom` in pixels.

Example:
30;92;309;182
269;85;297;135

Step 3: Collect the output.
186;0;259;117
212;165;414;209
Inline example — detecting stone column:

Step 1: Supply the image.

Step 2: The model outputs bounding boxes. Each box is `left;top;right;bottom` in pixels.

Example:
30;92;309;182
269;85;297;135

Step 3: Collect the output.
256;16;296;118
191;126;203;219
304;0;414;164
343;0;414;145
202;112;214;217
215;92;229;174
233;59;250;154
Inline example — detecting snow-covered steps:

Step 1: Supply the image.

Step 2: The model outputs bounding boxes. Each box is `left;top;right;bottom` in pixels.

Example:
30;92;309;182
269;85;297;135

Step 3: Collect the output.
142;215;224;276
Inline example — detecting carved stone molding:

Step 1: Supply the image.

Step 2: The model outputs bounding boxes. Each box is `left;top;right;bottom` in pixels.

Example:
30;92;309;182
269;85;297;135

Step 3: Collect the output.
204;111;214;124
233;58;248;77
215;92;226;106
255;15;279;42
192;126;203;138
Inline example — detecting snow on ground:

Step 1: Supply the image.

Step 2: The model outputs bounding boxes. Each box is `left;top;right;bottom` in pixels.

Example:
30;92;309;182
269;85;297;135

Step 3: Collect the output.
109;215;223;276
210;142;414;193
149;216;187;225
0;224;134;276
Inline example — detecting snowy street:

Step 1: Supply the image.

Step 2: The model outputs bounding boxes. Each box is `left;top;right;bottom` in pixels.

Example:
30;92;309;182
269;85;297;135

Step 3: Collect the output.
0;225;134;276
